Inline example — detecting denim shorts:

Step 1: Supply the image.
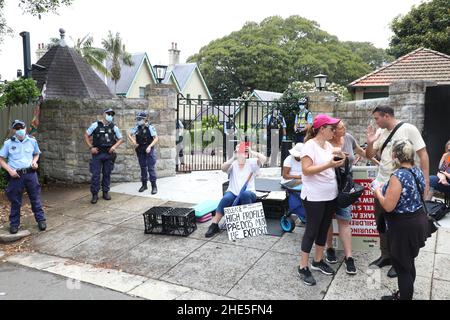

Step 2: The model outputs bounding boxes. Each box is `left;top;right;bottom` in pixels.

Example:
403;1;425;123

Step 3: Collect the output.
335;205;352;221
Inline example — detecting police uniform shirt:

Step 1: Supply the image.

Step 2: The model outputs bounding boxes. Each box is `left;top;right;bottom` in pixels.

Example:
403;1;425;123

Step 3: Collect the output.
130;123;157;137
86;122;123;139
0;135;41;170
294;110;313;129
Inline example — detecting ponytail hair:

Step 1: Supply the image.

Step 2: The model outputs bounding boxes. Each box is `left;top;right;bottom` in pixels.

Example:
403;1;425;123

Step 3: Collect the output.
304;126;318;142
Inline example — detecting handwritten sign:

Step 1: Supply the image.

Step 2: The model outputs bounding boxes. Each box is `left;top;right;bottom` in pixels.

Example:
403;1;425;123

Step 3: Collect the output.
224;202;267;241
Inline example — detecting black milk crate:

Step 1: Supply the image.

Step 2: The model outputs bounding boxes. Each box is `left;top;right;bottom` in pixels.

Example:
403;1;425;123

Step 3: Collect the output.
143;206;173;235
143;206;197;236
162;208;197;237
261;197;289;219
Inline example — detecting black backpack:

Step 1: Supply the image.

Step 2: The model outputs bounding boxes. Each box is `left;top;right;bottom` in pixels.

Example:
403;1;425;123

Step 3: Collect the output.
425;200;449;221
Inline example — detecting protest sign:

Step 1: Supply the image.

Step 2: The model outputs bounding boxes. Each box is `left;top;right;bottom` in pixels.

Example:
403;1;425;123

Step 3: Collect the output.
224;202;267;241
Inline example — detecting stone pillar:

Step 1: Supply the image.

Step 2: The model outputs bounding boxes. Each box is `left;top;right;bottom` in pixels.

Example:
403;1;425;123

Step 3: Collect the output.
389;80;436;133
307;92;337;116
147;83;177;178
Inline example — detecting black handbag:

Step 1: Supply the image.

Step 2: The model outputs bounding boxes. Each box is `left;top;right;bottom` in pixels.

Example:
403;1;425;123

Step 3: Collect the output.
406;168;440;235
335;158;365;208
424;200;449;221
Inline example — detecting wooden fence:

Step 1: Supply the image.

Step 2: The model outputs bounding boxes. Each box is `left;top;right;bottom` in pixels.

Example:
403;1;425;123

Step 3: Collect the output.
0;103;36;143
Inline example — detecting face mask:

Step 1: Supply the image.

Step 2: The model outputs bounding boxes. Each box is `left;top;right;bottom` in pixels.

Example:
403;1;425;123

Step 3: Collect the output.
15;129;26;138
137;119;145;126
105;115;113;122
299;104;305;111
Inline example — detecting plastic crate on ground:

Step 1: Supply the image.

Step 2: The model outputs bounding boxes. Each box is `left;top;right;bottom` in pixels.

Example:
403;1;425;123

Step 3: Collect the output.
143;206;197;237
163;208;197;236
143;206;173;234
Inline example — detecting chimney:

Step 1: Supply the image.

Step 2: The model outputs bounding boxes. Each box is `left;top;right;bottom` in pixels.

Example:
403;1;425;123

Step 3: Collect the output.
19;31;32;78
36;42;47;61
168;42;180;67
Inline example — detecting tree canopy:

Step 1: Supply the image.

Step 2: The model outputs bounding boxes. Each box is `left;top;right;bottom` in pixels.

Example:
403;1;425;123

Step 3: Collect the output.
388;0;450;58
188;15;393;101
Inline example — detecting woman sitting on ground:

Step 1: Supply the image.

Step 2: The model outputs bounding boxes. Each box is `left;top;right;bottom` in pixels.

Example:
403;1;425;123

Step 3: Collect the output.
374;139;430;300
426;140;450;200
205;142;266;238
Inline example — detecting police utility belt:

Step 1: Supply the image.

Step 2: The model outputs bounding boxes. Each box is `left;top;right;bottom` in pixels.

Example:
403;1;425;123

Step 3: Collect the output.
16;167;36;175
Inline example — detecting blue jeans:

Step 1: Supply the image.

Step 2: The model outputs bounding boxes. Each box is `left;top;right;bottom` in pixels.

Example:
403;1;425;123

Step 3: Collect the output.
216;191;257;215
430;175;450;194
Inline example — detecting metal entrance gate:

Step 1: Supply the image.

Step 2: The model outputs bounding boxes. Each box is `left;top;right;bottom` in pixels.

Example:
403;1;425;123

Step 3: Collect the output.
175;97;296;172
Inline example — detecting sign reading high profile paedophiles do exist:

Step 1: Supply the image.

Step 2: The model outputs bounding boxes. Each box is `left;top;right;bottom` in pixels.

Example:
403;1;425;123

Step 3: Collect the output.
224;202;267;241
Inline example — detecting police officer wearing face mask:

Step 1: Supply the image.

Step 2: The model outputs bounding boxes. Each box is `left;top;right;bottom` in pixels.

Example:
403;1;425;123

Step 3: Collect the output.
127;111;159;194
84;108;123;204
294;97;313;143
0;120;47;234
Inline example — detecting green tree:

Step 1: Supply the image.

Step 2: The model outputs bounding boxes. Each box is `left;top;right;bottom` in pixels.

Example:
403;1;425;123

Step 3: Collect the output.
1;0;73;46
74;34;109;76
102;31;134;94
343;41;395;69
188;15;377;101
388;0;450;57
1;78;40;106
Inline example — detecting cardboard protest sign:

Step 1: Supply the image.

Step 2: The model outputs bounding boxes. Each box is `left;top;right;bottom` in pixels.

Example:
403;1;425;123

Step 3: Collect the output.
224;202;267;241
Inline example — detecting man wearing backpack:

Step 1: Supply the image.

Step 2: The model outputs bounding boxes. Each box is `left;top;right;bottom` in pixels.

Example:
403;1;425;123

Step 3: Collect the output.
84;108;123;204
366;106;429;278
294;97;313;143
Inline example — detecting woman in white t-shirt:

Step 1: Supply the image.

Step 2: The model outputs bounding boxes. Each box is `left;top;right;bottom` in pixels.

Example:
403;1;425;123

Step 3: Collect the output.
205;142;267;238
297;114;346;286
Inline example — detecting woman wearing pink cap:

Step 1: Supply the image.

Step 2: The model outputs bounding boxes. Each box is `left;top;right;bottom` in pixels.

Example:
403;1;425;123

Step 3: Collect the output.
297;114;346;286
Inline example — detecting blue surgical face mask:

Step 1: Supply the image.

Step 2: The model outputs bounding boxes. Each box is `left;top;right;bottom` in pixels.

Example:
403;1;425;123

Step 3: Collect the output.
15;129;26;138
299;104;305;111
137;119;145;126
105;115;114;122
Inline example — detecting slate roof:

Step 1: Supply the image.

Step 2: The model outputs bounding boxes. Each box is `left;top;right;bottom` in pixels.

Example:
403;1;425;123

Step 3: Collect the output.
33;44;114;99
348;48;450;88
106;52;156;95
162;63;212;98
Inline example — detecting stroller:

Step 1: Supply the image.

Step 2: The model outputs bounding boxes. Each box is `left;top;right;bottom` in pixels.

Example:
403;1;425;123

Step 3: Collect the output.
280;180;306;232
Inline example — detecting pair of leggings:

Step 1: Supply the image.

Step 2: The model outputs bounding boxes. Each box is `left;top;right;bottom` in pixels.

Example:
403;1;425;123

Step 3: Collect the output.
375;198;390;259
301;198;337;253
392;257;416;300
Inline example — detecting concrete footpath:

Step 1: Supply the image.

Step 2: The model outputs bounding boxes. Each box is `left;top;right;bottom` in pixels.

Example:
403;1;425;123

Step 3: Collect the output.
1;170;450;300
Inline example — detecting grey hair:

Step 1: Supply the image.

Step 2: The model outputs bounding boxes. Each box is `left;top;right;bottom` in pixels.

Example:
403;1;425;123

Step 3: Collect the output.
392;139;415;168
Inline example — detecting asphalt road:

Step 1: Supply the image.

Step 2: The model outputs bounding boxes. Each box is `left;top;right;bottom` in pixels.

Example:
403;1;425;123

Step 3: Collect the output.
0;262;140;300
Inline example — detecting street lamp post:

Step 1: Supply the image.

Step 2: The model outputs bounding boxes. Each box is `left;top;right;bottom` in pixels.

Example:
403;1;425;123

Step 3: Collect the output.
314;74;327;91
153;65;168;84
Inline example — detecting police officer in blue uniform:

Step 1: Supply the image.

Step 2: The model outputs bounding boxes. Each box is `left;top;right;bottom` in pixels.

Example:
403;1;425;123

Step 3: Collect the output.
0;120;47;234
128;111;159;194
84;108;123;204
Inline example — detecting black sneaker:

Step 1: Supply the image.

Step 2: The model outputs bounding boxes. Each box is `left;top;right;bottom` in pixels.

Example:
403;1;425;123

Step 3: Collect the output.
326;247;338;264
344;257;357;275
311;260;335;275
9;225;19;234
205;223;220;238
297;266;316;286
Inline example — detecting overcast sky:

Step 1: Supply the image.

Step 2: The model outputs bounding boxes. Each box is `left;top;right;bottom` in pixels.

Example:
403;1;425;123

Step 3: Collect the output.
0;0;424;81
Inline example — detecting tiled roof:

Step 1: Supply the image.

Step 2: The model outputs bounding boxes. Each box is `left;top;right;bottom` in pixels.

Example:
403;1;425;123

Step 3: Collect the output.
348;48;450;88
33;45;114;99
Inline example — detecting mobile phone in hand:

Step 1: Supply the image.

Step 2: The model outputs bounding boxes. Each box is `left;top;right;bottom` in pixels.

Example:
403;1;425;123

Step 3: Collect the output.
333;156;344;161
